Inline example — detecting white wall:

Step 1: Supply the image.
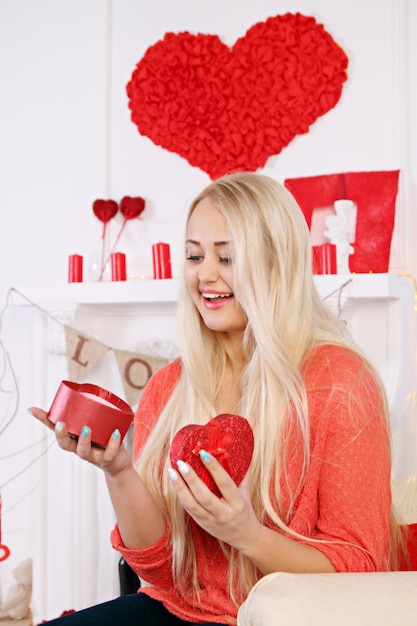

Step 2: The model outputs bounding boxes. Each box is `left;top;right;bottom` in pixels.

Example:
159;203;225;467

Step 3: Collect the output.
0;0;416;621
0;0;416;295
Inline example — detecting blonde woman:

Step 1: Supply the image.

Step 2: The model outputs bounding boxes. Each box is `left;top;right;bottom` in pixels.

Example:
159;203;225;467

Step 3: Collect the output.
31;172;400;625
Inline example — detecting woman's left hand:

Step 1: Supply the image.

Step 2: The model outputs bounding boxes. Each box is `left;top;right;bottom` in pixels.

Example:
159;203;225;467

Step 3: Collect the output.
168;451;261;551
169;450;337;576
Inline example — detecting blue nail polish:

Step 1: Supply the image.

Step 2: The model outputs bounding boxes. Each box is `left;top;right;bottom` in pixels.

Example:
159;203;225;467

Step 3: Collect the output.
81;425;90;438
168;468;178;481
177;460;189;475
55;421;64;432
112;429;120;440
199;449;211;462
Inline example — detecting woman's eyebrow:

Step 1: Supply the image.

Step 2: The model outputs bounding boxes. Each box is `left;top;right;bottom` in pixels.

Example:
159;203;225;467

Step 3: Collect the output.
185;239;231;246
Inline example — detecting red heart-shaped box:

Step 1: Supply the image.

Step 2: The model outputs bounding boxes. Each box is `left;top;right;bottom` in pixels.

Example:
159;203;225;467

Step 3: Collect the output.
47;381;134;448
170;414;254;496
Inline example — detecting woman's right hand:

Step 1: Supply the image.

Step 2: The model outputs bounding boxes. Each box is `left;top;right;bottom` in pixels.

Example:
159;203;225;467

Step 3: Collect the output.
29;407;166;549
29;406;133;479
30;406;167;548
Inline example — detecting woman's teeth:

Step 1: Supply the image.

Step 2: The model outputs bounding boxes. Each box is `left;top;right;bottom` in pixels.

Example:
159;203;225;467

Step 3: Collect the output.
203;293;232;300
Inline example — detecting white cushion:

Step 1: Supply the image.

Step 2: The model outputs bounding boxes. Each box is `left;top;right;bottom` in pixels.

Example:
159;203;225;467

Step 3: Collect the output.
237;571;417;626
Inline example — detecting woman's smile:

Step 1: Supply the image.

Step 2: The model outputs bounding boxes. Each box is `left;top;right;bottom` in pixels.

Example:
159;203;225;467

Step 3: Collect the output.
200;289;234;309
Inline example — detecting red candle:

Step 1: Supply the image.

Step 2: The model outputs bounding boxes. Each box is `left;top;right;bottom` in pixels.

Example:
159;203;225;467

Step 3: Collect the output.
111;252;127;281
312;243;337;275
152;242;172;279
68;254;83;283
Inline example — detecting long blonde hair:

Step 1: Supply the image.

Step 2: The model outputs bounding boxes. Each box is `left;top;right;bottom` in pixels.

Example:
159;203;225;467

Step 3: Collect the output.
136;172;400;599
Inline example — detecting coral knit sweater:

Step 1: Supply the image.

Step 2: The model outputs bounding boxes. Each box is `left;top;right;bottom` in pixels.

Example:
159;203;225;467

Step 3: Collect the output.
111;344;392;624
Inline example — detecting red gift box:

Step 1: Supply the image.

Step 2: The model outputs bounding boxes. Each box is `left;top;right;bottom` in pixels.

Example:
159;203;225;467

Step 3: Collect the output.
284;170;399;273
47;381;134;448
170;414;254;496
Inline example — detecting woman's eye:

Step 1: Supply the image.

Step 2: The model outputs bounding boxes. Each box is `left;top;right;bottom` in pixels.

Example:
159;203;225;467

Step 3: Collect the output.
185;253;232;264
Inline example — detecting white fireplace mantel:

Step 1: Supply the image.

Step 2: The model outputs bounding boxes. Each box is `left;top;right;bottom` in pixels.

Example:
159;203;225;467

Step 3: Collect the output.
9;277;181;308
9;272;416;416
9;272;417;444
9;272;411;308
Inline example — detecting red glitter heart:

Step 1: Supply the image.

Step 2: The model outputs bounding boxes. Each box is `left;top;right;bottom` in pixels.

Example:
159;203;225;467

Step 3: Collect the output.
170;414;254;496
120;196;146;220
92;199;118;239
127;13;348;179
93;199;118;224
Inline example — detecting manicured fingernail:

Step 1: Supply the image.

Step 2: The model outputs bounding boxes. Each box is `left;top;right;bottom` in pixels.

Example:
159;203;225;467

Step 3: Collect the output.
168;468;178;482
111;429;120;440
55;422;64;432
27;408;34;416
177;460;189;475
199;449;211;462
81;425;90;438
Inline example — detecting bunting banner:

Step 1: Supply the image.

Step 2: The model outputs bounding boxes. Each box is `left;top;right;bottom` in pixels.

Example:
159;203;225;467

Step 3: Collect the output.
64;326;110;382
64;325;170;406
114;348;169;406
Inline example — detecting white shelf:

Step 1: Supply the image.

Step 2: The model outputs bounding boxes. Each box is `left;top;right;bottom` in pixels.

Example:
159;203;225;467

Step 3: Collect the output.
313;273;413;301
8;278;181;306
8;273;412;309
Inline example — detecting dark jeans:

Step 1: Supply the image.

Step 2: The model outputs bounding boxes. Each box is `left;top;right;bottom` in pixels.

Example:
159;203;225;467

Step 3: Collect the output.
41;593;227;625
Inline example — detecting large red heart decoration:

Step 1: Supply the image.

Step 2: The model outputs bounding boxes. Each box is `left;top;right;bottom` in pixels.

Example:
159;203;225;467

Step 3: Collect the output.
127;13;348;180
170;414;254;497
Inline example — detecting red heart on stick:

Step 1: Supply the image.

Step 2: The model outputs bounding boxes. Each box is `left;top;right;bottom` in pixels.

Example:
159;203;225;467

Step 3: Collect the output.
170;414;254;496
127;13;348;179
93;199;118;223
93;199;118;239
120;196;146;219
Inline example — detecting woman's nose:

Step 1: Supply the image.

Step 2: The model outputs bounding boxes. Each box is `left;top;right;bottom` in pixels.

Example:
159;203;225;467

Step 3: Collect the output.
198;256;218;283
